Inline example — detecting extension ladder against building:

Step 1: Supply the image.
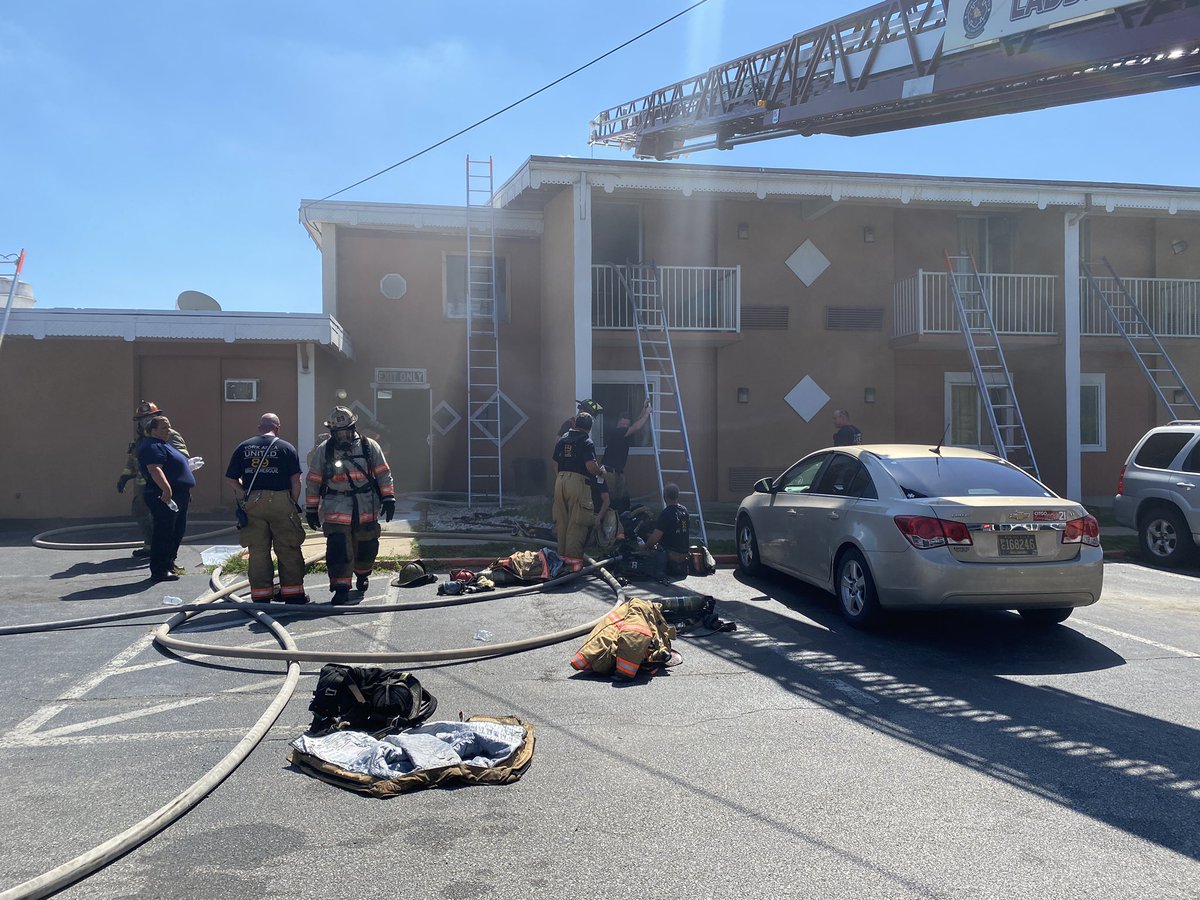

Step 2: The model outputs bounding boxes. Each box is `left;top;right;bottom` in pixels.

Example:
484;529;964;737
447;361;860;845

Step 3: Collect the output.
1081;257;1200;421
944;252;1041;480
613;263;708;545
465;156;503;508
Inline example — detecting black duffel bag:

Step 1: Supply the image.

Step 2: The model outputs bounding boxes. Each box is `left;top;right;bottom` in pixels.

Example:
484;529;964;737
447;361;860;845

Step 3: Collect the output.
308;665;437;735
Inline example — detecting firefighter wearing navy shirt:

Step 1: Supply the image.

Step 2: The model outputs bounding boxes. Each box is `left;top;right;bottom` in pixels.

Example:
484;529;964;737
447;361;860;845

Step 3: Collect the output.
224;413;307;604
642;482;691;575
552;411;604;559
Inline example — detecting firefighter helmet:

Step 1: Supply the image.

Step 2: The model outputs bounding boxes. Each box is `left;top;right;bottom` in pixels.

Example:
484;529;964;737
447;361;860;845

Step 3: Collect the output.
577;398;603;416
133;400;165;420
323;406;358;430
392;560;436;588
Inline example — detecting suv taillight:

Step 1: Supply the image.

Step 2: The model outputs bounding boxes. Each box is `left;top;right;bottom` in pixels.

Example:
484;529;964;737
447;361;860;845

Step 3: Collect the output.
1062;515;1101;547
894;515;973;549
1117;464;1126;496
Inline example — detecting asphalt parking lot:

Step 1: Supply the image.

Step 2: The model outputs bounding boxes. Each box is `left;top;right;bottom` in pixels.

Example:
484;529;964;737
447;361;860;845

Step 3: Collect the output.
0;523;1198;899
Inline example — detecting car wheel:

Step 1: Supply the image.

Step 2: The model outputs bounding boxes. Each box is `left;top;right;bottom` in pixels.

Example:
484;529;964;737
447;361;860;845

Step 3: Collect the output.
1138;506;1196;568
836;549;882;628
736;515;763;576
1018;607;1073;626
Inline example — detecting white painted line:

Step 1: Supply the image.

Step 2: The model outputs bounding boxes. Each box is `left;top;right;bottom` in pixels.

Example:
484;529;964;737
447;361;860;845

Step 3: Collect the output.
1105;561;1200;584
1073;618;1199;658
0;728;255;749
26;697;211;741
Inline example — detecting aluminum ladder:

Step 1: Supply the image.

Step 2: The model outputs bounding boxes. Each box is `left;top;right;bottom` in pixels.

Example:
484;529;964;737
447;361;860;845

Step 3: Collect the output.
944;252;1041;479
465;156;503;508
613;262;708;545
1081;257;1200;421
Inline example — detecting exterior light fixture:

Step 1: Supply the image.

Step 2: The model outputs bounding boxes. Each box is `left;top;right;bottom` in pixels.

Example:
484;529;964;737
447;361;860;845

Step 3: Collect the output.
1172;239;1189;255
737;223;750;240
737;387;750;404
863;226;876;244
335;389;348;401
864;387;877;404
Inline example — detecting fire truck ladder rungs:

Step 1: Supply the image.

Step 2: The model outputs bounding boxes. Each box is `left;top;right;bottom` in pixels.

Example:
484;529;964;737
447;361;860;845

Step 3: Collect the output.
1081;257;1200;421
945;252;1040;480
465;155;503;508
613;263;707;546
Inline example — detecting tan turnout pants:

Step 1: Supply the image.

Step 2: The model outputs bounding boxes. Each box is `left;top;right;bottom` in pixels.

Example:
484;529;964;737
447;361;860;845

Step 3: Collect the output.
240;490;307;601
553;471;594;560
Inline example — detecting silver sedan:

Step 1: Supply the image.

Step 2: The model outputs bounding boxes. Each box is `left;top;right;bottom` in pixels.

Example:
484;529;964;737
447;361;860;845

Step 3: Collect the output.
735;444;1103;627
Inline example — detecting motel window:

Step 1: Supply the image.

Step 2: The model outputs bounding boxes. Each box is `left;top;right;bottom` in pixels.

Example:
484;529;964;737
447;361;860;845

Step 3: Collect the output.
591;372;656;456
945;372;1105;454
957;215;1014;274
444;254;509;321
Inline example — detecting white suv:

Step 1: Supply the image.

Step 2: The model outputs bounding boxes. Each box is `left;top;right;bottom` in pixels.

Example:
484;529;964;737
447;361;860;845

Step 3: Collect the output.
1113;421;1200;567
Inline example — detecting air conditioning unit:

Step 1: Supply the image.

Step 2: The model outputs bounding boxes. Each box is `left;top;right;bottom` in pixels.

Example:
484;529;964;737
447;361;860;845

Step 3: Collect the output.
224;379;259;402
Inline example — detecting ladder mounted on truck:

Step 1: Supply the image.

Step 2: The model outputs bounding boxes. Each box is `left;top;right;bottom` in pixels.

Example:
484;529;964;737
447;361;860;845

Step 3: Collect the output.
612;263;708;546
944;252;1040;480
590;0;1200;160
1081;257;1200;421
465;156;504;508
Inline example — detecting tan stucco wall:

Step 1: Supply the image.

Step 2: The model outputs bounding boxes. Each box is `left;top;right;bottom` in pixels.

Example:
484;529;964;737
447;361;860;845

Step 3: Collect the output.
0;338;297;519
333;227;545;495
538;188;577;489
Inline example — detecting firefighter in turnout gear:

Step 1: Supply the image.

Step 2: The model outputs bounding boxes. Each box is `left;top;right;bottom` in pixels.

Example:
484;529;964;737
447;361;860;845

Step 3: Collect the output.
552;411;604;560
118;401;189;558
304;407;396;605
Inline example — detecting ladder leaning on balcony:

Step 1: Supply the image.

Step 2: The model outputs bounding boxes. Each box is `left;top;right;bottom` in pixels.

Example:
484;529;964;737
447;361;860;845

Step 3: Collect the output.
612;263;708;546
944;252;1041;480
1081;257;1200;421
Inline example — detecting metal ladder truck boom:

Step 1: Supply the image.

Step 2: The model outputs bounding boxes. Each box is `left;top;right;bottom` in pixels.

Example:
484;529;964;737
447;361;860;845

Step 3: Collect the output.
589;0;1200;159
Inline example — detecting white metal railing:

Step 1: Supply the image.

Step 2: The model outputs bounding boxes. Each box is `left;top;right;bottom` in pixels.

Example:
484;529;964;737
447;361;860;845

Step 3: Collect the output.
1080;275;1200;337
894;270;1057;337
593;264;740;331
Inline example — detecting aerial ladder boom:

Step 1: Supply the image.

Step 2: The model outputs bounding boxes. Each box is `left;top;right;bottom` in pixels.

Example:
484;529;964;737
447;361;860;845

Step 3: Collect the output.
590;0;1200;159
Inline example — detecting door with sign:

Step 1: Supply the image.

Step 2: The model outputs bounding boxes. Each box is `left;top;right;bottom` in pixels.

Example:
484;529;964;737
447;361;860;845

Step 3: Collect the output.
375;387;431;493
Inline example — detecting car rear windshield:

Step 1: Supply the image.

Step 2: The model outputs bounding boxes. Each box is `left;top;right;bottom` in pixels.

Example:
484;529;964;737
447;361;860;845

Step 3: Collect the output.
1134;432;1193;469
876;456;1054;499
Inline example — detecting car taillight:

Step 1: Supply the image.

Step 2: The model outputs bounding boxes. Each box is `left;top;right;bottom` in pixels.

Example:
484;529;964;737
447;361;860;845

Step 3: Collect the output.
1062;515;1101;547
894;515;973;549
1116;464;1126;496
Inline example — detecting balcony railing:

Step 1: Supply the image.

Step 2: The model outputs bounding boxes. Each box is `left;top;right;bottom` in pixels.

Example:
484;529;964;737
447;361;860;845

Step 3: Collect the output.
1080;276;1200;337
894;270;1058;337
896;270;1200;338
593;264;740;331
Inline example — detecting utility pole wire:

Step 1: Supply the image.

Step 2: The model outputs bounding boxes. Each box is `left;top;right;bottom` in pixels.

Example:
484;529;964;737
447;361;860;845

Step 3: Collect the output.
302;0;710;210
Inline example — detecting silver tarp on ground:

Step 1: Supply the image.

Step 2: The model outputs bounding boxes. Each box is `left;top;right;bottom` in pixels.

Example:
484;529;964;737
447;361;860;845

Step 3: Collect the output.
290;720;527;780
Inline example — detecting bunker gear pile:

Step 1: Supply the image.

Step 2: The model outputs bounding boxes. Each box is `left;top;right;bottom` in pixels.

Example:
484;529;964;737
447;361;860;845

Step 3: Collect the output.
570;597;678;679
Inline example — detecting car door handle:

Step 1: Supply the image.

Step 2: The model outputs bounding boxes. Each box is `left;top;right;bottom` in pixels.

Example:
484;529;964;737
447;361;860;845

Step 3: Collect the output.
828;512;840;520
787;509;798;516
1177;482;1196;489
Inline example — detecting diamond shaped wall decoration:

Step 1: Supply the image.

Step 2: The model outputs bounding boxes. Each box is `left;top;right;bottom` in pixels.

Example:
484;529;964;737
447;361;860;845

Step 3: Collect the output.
784;376;830;422
786;239;830;287
469;391;528;447
432;401;461;436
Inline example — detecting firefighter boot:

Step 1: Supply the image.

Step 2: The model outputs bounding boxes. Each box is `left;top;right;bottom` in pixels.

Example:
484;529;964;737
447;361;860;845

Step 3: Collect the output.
331;587;352;606
356;574;369;592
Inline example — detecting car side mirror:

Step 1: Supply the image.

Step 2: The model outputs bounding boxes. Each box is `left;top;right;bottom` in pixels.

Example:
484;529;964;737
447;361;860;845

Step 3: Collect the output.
753;477;774;494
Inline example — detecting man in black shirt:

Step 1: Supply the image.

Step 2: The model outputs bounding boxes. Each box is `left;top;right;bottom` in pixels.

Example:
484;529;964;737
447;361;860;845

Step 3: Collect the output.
640;482;690;576
225;413;308;604
832;408;863;446
552;412;604;559
602;399;651;512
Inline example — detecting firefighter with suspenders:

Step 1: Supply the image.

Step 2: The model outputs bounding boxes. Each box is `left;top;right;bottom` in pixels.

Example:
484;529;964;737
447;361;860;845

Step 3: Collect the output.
304;407;396;605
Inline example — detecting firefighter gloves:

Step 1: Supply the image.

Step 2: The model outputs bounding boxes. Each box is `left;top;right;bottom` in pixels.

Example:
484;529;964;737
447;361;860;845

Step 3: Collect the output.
306;511;321;531
381;498;396;522
117;475;132;493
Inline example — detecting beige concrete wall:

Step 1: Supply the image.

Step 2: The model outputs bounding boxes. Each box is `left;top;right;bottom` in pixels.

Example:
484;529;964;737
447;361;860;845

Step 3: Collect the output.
537;189;577;493
334;226;546;495
0;338;297;519
642;197;718;266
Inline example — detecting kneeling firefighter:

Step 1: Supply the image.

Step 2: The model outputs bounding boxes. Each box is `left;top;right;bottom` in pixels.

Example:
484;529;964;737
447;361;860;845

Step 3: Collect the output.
304;407;395;605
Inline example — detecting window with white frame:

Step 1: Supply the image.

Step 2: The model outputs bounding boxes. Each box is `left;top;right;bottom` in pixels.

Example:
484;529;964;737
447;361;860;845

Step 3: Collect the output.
944;372;1105;453
591;372;658;456
444;254;509;321
1080;374;1106;452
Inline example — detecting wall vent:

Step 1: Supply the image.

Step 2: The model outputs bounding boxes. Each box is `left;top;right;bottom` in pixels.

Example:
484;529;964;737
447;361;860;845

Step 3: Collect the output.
741;305;790;330
728;467;775;495
825;306;884;330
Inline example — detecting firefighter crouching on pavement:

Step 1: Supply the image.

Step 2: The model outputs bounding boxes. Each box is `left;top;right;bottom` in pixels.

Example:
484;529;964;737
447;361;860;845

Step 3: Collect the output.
552;411;604;560
305;407;396;605
225;413;308;604
118;401;189;558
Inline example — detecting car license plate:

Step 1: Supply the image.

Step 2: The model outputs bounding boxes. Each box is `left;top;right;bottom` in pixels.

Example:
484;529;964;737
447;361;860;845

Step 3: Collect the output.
998;533;1038;556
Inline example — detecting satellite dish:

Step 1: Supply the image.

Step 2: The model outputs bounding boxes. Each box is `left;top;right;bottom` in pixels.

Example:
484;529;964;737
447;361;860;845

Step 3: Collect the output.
176;290;222;311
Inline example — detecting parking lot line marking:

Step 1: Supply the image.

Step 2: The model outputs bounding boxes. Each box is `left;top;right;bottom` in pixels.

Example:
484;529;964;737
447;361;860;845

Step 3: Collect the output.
26;697;211;740
0;728;254;748
1072;618;1199;658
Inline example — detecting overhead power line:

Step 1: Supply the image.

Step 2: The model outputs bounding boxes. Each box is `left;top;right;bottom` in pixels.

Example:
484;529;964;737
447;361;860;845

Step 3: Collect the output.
303;0;710;209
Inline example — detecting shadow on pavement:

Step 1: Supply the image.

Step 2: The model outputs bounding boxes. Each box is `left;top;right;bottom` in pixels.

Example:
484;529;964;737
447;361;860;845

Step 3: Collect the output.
50;556;148;580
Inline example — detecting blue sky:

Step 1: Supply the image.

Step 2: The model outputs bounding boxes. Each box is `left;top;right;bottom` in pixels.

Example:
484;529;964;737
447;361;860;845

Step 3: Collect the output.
4;1;1199;314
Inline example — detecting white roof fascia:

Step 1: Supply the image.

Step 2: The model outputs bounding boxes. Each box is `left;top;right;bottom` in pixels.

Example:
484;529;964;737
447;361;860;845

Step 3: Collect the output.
6;309;353;358
298;201;543;248
511;158;1200;215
